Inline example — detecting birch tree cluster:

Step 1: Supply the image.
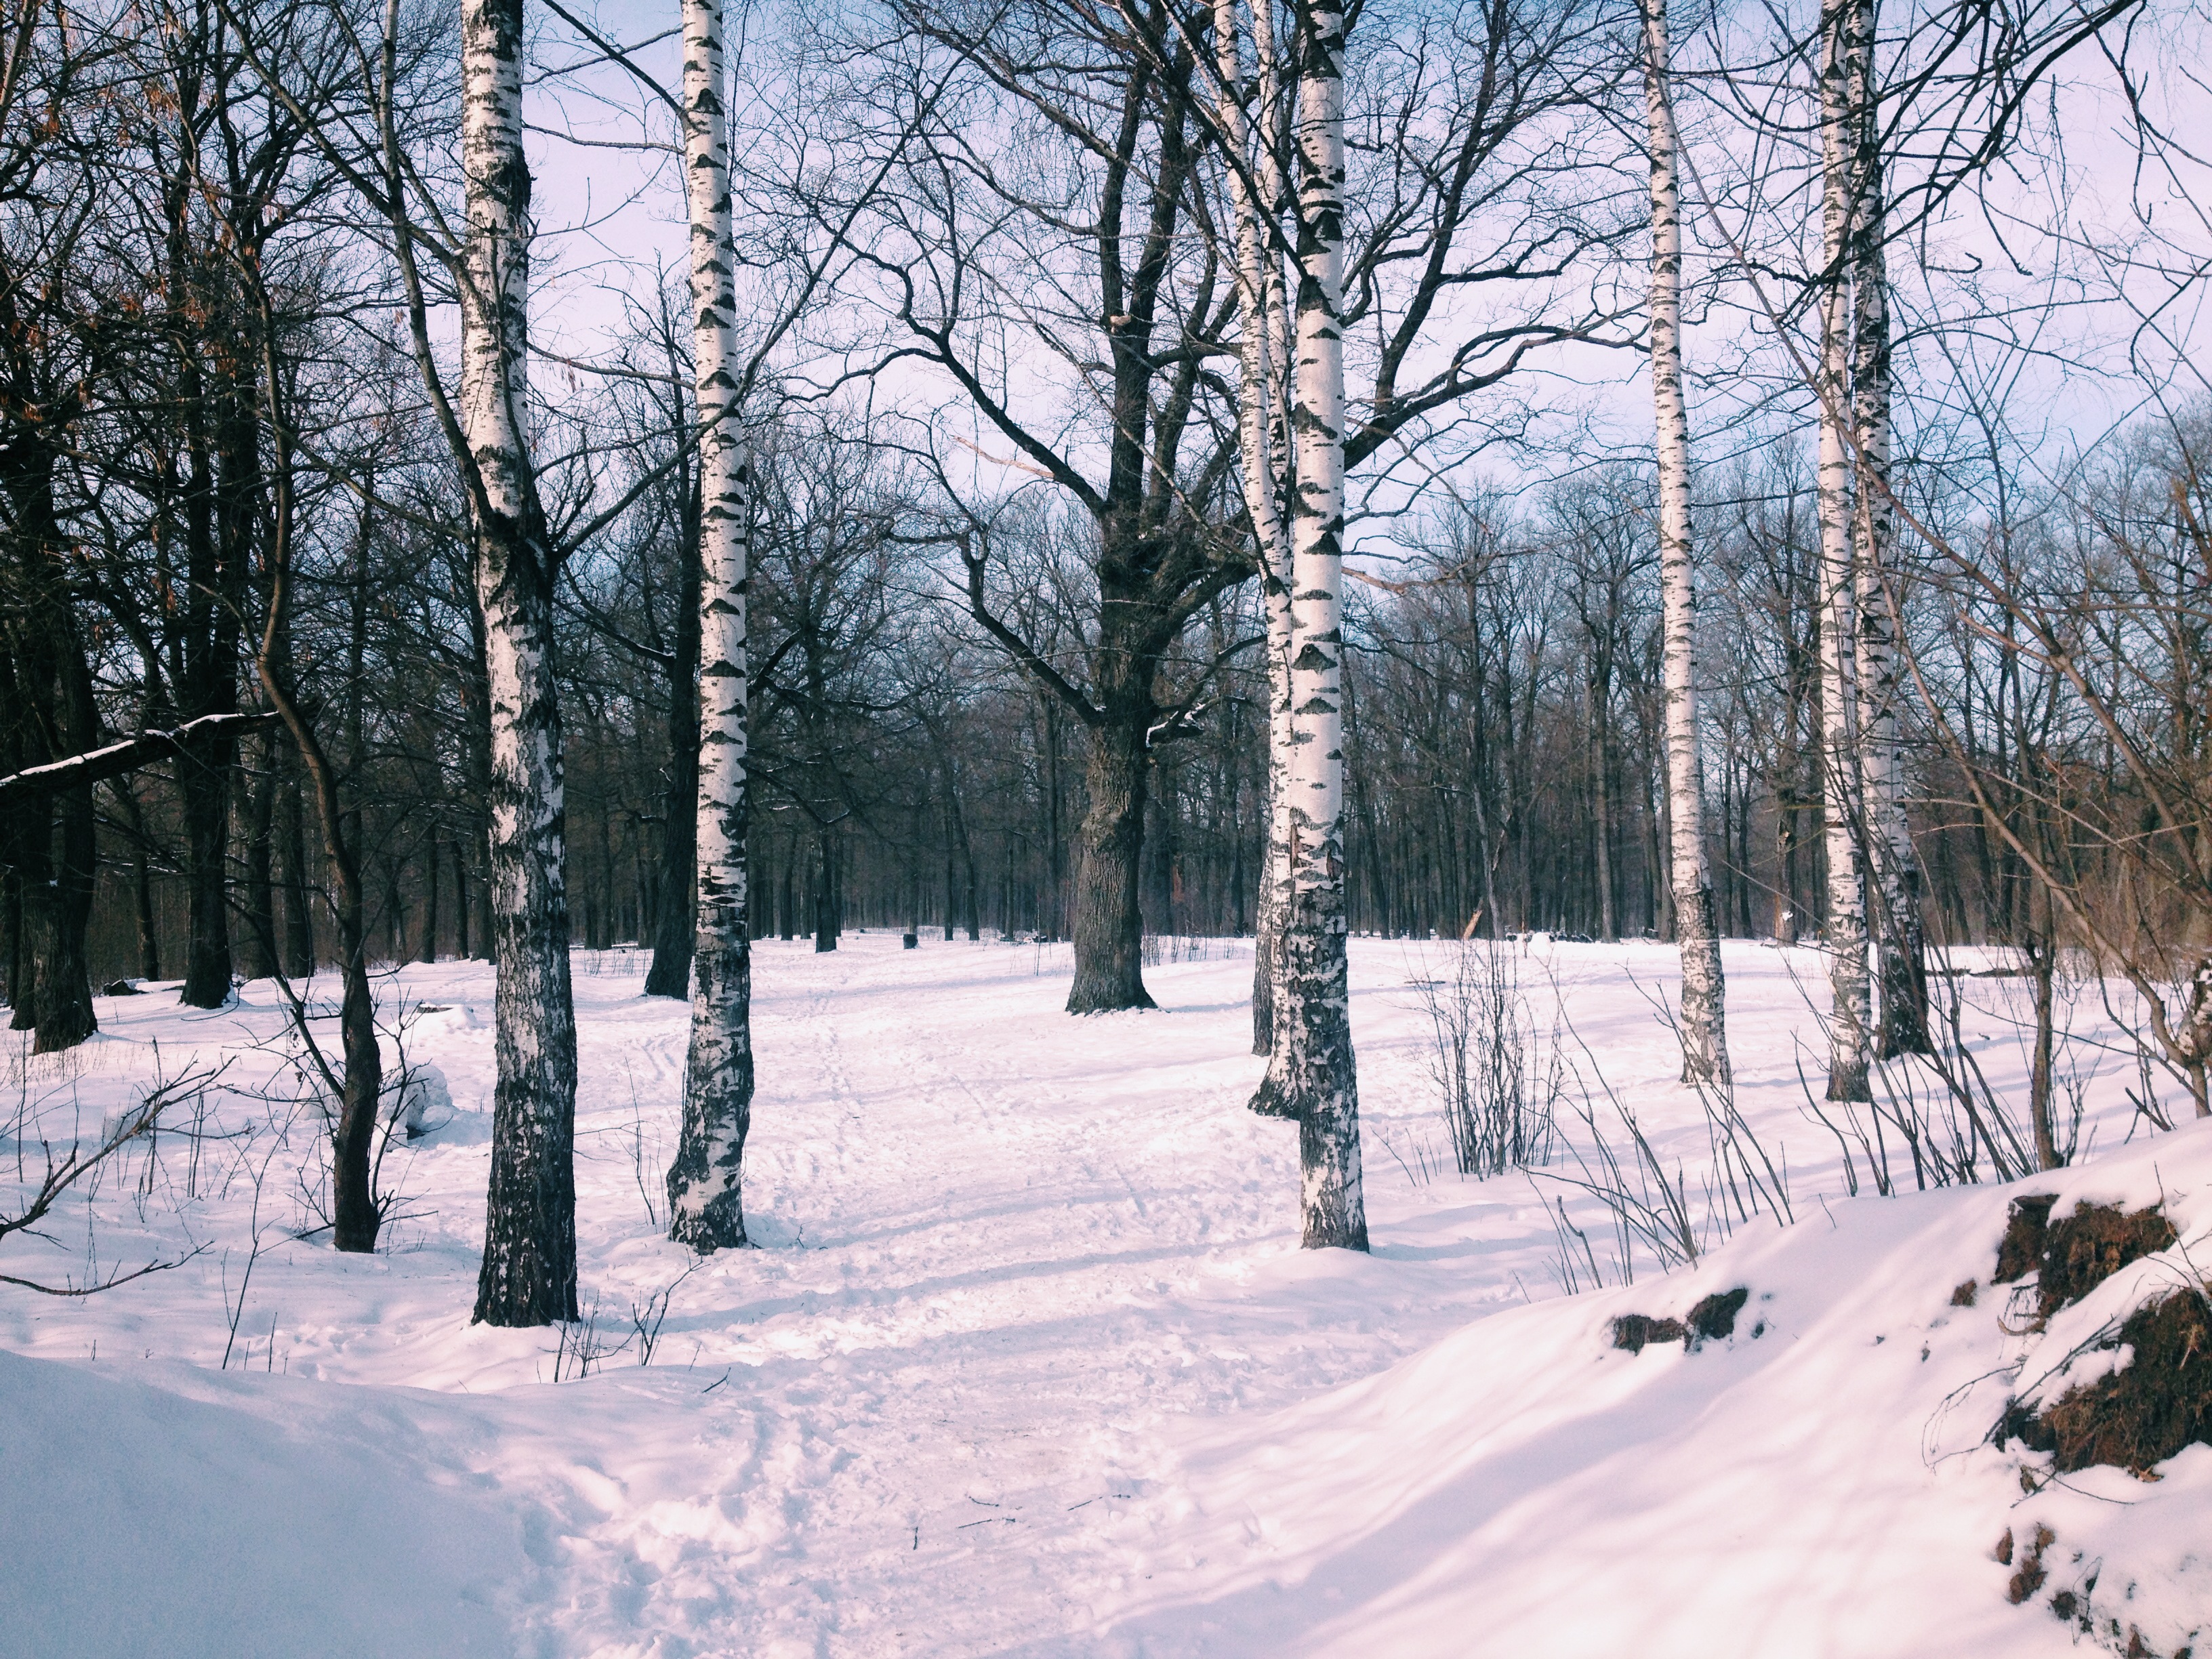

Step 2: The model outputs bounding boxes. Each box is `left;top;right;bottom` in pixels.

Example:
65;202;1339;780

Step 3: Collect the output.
0;0;2207;1307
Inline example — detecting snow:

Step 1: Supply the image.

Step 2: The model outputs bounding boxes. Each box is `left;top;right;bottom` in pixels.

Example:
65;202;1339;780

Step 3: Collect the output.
1;935;2207;1656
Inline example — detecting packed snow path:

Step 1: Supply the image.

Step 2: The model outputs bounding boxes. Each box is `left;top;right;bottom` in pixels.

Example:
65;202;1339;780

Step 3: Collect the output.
2;936;2206;1656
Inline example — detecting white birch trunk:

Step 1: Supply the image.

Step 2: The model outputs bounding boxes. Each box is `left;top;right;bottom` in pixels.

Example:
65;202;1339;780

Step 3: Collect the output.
1217;0;1293;1073
463;0;581;1326
666;0;755;1251
1216;0;1301;1083
1252;663;1293;1066
1845;0;1930;1059
1816;0;1871;1104
1641;0;1729;1086
1270;0;1366;1250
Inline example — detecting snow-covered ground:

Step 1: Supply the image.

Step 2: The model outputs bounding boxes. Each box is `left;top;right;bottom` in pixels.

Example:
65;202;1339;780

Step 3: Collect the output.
1;935;2206;1657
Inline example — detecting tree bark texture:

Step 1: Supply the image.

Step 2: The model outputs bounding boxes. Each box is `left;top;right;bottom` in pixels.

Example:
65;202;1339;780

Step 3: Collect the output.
174;390;258;1010
1067;721;1156;1011
117;777;164;981
1215;0;1297;1065
1641;0;1730;1086
237;741;279;981
462;0;580;1324
666;0;754;1253
1844;3;1930;1059
279;760;316;976
1271;0;1367;1250
1817;0;1871;1104
0;425;98;1051
644;424;703;999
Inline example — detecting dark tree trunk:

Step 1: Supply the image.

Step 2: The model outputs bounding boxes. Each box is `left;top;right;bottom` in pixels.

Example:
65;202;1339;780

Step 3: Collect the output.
458;573;497;964
256;506;384;1249
588;798;614;951
1;434;99;1047
779;834;795;940
472;823;494;960
18;634;99;1052
116;776;165;981
277;735;314;977
22;799;97;1052
941;780;958;941
1776;785;1801;941
2028;876;2061;1168
1067;723;1154;1013
383;859;404;960
1143;772;1174;937
644;482;702;998
1;866;17;1008
176;750;235;1006
0;676;17;1011
420;827;441;962
813;825;840;951
175;390;256;1010
1589;680;1617;943
1043;697;1065;939
451;833;470;961
237;744;278;981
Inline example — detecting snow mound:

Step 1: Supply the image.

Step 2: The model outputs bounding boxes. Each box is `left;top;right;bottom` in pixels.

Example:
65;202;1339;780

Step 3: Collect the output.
1094;1120;2212;1658
390;1059;455;1139
410;1002;485;1038
0;1350;531;1659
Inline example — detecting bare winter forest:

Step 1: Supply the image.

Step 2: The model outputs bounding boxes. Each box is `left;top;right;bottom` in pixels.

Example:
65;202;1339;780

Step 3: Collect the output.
4;0;2212;1646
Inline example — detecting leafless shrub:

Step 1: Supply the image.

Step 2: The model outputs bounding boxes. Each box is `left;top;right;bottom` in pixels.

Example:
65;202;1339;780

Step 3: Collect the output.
1794;945;2115;1194
629;1261;699;1366
237;1000;433;1245
0;1059;221;1296
550;1296;630;1381
218;1129;289;1371
1370;1122;1450;1186
1533;996;1791;1292
1412;942;1560;1178
625;1063;663;1228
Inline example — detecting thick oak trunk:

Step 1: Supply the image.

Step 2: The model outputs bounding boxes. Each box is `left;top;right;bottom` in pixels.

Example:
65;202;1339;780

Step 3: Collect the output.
1067;722;1155;1012
1;436;98;1050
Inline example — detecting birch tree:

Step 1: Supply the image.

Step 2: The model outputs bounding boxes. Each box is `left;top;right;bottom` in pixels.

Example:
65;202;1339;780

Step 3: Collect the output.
1639;0;1728;1084
241;0;591;1311
1816;0;1871;1103
247;0;586;1314
665;0;755;1252
1210;0;1298;1078
1843;0;1930;1059
456;0;583;1323
1270;0;1366;1249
